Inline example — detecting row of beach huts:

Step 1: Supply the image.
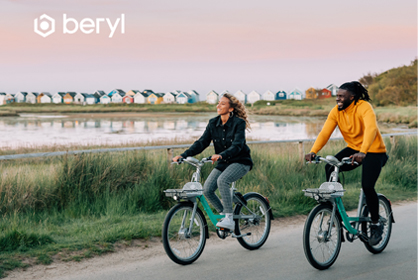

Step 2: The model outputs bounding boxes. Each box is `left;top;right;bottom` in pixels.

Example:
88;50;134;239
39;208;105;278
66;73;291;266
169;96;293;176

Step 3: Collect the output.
0;85;339;105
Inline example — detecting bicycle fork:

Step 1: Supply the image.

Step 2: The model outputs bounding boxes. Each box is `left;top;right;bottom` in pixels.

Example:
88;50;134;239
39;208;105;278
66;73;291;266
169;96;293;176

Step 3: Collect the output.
179;200;199;239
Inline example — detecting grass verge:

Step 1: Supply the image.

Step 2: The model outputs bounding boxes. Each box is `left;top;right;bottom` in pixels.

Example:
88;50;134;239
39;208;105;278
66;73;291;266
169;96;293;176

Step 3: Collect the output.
0;135;416;277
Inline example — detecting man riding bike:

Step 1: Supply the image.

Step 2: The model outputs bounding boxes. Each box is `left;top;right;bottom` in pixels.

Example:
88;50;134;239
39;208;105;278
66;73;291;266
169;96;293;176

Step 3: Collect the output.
305;81;388;246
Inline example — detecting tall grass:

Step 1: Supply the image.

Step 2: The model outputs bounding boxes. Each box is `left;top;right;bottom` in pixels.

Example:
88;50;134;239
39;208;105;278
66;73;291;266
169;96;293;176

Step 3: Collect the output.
0;135;416;277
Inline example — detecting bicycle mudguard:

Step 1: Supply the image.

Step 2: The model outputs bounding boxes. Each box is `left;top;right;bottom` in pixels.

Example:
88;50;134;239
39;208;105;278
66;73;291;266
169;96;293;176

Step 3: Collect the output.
177;201;210;239
377;194;395;223
242;192;274;220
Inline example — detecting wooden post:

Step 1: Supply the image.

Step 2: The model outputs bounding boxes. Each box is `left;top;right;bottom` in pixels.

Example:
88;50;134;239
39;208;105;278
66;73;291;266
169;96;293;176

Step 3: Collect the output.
167;148;173;167
299;141;304;166
390;135;395;146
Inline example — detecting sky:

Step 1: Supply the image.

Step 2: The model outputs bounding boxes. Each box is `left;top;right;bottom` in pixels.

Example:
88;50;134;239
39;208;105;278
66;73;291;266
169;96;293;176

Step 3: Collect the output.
0;0;416;97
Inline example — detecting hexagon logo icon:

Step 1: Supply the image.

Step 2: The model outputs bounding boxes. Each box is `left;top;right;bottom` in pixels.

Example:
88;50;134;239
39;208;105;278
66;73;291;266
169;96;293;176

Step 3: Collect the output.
34;14;55;38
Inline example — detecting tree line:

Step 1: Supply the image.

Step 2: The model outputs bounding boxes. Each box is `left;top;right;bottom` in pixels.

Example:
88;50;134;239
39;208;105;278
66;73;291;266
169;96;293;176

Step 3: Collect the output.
359;58;417;106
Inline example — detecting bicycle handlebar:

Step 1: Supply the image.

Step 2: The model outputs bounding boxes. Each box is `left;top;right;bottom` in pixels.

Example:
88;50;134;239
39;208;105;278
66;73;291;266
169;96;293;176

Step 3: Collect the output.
307;155;358;166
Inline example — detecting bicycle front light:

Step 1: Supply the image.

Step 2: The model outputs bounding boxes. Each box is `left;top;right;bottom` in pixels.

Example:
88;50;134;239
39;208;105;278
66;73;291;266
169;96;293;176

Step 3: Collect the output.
173;195;178;201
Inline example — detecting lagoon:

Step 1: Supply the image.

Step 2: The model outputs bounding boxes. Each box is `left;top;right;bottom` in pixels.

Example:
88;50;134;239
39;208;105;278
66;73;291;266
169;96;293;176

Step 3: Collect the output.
0;112;409;149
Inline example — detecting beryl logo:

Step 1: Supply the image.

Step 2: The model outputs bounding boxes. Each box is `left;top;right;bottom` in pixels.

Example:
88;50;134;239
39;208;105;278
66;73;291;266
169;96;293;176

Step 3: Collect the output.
34;14;125;38
34;14;56;38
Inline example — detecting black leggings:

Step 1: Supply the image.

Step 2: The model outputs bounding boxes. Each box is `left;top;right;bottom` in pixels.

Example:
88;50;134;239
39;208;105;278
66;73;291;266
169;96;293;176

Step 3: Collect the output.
325;147;388;222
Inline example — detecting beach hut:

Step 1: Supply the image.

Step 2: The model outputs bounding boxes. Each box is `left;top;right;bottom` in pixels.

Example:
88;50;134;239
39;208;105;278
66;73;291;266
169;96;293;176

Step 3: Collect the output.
122;94;134;104
261;90;275;101
15;92;28;103
318;88;332;99
111;90;125;103
134;91;149;104
0;93;6;105
93;91;105;104
147;93;163;104
247;90;261;104
234;90;247;104
305;87;317;99
206;90;218;104
108;89;126;98
38;92;52;103
5;93;15;104
176;92;190;104
187;90;199;103
51;92;65;104
26;92;39;104
163;92;177;104
275;91;287;100
74;92;86;104
287;88;303;100
63;92;77;104
100;95;111;104
85;94;96;104
326;84;339;96
126;90;139;97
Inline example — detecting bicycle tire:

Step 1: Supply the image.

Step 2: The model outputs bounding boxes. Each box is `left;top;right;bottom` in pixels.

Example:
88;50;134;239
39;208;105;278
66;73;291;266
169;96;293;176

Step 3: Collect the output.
234;193;271;250
162;202;207;265
303;203;342;270
361;195;393;254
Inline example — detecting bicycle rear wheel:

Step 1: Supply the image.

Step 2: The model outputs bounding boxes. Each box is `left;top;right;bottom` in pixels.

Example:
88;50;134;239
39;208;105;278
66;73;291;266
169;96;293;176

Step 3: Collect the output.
234;193;271;250
361;195;393;254
162;202;207;265
303;203;342;270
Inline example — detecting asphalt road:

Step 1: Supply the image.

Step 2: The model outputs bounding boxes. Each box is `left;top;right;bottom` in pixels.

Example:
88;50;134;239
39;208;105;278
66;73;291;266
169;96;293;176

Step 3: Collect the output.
44;202;418;280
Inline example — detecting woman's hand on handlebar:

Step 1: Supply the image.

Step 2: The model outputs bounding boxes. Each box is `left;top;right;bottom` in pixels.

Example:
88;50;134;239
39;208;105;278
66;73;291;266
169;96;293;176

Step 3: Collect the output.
305;152;316;163
211;154;222;164
172;155;183;162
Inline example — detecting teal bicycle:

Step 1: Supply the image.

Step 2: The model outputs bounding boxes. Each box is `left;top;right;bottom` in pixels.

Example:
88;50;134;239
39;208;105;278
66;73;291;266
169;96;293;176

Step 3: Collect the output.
163;156;273;265
303;155;394;270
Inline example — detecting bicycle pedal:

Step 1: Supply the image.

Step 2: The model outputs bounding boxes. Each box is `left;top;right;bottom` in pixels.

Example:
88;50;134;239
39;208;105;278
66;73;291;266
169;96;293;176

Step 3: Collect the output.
231;232;251;238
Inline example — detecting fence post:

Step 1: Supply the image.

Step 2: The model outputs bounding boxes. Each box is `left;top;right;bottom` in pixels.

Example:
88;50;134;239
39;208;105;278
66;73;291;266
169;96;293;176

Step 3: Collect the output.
167;148;173;167
299;141;304;166
390;135;395;147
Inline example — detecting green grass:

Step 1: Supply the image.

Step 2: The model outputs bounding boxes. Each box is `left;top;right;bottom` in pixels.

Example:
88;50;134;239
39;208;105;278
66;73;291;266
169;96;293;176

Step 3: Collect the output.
0;135;416;277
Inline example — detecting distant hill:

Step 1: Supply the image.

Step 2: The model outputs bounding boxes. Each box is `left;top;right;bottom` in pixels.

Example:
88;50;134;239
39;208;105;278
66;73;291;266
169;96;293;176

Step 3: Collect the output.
363;59;417;106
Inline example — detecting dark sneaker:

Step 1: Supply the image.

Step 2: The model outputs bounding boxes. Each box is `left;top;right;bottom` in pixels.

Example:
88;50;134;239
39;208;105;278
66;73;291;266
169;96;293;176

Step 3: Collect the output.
369;223;383;246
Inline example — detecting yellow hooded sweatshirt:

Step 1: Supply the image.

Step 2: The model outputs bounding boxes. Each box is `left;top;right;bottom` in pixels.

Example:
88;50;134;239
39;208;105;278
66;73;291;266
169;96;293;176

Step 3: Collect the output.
310;100;386;155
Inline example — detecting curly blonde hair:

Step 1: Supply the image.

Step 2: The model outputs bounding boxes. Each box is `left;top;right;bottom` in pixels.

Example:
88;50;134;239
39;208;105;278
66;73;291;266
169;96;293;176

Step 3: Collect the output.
222;93;251;131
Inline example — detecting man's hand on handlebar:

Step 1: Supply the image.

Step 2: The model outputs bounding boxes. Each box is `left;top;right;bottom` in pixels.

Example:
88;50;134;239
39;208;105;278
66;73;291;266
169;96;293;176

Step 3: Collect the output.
172;155;183;162
305;152;316;163
349;152;365;165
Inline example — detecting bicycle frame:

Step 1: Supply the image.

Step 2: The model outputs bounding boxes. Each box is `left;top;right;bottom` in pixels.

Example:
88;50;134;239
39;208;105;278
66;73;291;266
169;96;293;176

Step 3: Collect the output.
171;158;261;237
319;157;371;239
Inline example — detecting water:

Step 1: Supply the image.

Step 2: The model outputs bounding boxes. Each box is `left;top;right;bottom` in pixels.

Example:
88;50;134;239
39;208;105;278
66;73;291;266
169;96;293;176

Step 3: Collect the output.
0;113;408;148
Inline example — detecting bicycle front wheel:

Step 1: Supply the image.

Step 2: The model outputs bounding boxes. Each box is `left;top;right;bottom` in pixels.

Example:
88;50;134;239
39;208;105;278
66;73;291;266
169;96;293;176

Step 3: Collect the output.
234;193;271;250
361;195;393;254
162;202;207;265
303;203;342;270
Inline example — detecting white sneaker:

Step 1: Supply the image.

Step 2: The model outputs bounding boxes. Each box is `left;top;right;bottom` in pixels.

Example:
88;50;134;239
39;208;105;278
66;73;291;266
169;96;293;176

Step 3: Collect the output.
216;216;235;230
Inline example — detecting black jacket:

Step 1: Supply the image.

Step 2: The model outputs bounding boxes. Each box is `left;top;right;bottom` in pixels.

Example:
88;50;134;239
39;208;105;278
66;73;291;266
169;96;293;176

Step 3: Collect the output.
180;115;253;171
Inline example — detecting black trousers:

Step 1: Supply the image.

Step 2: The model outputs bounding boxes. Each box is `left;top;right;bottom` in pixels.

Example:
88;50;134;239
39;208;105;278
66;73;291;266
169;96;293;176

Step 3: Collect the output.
325;147;388;222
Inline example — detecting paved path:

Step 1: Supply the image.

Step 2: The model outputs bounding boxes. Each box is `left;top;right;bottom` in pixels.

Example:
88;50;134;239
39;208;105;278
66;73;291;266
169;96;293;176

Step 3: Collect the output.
8;202;417;280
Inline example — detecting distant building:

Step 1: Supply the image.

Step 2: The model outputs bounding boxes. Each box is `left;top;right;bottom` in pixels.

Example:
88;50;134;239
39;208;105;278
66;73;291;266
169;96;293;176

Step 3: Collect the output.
287;88;303;100
247;90;261;104
326;84;339;96
234;90;247;104
305;87;317;99
261;90;275;101
134;91;149;104
163;92;177;104
15;92;28;103
38;92;52;103
318;88;332;99
26;92;39;104
206;90;219;104
275;90;287;100
187;90;199;103
176;92;190;104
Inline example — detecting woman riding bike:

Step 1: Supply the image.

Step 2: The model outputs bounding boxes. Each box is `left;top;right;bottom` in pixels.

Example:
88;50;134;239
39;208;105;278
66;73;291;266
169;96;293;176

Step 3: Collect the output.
173;93;252;230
